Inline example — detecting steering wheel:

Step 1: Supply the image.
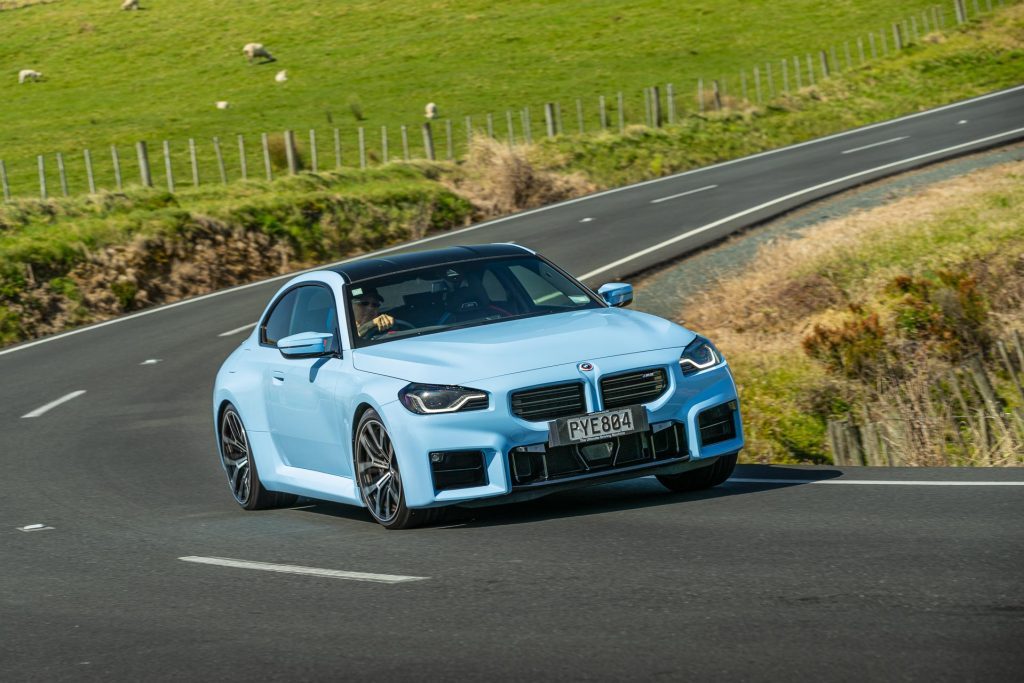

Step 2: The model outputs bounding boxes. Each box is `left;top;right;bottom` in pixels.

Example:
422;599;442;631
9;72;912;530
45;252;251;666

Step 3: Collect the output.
366;318;415;339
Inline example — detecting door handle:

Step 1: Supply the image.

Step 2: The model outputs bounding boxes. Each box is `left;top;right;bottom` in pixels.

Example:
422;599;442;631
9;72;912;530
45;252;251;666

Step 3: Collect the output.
272;371;285;383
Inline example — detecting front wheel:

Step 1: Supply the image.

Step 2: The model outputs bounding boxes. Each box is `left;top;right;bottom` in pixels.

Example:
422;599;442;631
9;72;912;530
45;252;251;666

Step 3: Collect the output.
219;404;296;510
657;452;738;493
354;409;436;530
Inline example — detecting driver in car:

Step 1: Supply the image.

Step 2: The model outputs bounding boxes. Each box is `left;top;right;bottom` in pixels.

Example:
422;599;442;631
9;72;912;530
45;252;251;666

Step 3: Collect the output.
352;287;395;338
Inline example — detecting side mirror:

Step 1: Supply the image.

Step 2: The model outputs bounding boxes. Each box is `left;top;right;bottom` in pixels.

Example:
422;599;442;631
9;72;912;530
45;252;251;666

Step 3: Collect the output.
277;331;336;358
598;283;633;307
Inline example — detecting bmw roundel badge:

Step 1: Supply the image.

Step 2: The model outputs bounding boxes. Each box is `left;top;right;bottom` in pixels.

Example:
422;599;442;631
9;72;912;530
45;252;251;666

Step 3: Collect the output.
579;362;594;371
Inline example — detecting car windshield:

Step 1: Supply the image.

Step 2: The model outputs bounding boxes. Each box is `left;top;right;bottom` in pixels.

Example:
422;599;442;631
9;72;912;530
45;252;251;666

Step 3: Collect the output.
347;255;602;347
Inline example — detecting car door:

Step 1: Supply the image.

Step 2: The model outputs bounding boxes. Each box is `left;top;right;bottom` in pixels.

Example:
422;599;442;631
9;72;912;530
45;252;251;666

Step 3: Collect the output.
260;283;348;476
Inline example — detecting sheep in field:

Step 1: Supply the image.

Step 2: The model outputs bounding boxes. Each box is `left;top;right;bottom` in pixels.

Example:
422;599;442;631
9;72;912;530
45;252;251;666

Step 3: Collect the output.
121;0;140;10
18;69;43;84
242;43;275;64
424;102;438;119
275;70;288;83
215;101;230;110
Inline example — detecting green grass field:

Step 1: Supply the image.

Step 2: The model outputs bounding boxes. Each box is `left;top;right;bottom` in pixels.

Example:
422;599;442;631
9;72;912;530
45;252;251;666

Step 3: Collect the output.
0;0;970;195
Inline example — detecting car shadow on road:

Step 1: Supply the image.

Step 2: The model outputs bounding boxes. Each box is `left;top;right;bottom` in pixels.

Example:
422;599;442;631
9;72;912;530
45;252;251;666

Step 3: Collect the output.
436;465;844;529
289;465;843;529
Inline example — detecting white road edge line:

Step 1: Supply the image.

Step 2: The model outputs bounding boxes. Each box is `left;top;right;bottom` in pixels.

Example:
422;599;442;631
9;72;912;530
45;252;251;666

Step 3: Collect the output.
178;556;429;583
578;126;1024;280
1;85;1021;359
728;478;1024;486
218;322;257;337
841;136;909;154
650;184;718;204
21;390;87;419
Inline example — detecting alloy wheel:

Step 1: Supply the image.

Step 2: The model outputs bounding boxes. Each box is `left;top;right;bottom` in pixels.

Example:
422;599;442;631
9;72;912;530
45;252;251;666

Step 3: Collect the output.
220;409;252;505
355;418;402;524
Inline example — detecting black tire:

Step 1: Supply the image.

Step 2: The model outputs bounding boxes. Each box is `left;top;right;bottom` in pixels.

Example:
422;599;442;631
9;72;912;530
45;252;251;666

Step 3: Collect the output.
219;404;297;510
656;451;738;493
354;409;437;530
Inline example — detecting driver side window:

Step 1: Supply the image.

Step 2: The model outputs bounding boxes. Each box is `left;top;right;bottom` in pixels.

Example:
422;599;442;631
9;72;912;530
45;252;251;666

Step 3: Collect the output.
261;285;339;346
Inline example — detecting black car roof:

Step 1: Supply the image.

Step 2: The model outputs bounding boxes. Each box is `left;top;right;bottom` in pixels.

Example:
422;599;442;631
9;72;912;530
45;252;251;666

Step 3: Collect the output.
326;244;533;283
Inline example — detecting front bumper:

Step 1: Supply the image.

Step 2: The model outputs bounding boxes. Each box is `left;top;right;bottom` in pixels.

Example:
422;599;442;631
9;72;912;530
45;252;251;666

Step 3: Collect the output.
379;349;744;508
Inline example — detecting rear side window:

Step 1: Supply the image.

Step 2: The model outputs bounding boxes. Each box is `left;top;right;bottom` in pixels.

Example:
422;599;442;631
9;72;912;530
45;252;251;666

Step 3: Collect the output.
261;285;338;345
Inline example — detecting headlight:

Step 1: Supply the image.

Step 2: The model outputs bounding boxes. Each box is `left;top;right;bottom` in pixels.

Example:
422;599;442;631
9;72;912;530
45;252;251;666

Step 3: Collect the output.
399;383;489;414
679;335;722;375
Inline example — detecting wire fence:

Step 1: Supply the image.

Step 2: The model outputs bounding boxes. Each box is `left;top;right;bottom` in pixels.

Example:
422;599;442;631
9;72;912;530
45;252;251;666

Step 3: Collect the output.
0;0;1008;202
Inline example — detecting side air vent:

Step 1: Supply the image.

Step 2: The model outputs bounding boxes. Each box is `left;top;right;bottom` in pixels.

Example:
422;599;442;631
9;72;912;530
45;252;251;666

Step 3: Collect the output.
511;382;586;422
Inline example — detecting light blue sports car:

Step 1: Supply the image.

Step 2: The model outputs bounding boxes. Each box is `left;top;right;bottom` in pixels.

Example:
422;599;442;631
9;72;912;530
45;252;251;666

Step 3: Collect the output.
213;244;743;528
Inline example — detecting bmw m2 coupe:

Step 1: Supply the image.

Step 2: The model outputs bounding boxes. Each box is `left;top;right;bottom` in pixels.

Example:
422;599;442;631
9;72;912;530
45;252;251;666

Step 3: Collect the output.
213;244;743;528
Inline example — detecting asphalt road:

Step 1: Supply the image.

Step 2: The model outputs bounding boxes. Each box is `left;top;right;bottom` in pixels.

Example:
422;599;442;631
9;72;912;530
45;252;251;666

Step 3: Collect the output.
2;86;1023;681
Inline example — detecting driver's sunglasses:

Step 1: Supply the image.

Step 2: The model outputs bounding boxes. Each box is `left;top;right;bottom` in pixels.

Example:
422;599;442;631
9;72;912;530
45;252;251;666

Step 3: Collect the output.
354;299;382;309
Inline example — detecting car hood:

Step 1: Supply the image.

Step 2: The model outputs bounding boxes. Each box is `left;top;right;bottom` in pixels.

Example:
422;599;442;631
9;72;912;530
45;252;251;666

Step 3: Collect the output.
352;308;694;384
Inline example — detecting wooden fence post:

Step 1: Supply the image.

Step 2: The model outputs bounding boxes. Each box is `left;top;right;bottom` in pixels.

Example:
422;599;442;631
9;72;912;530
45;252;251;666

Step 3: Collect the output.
616;91;625;132
643;88;652;126
56;152;69;197
806;54;815;85
358;127;367;169
576;98;585;134
794;56;802;89
712;80;722;111
506;110;516;146
954;0;966;24
544;103;556;137
445;118;454;160
869;32;877;60
422;122;435;160
380;126;388;164
857;37;866;64
213;136;227;183
188;139;199;186
83;150;96;194
651;85;662;127
781;59;789;93
238;135;248;180
753;66;762;103
819;50;831;78
136;141;152;187
333;128;342;168
0;160;11;201
766;62;775;98
401;125;410;160
464;115;473;149
261;133;273;180
111;145;123;190
37;155;47;200
283;131;297;175
162;141;174;193
309;129;318;172
666;84;675;124
892;23;904;51
697;79;704;114
599;95;608;129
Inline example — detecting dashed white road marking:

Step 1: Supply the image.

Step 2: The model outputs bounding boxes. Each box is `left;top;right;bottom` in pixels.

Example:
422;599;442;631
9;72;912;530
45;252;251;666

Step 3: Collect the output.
650;184;718;204
578;126;1024;281
728;478;1024;486
21;390;87;418
178;556;429;583
841;136;909;154
139;359;162;365
580;217;594;222
958;119;968;125
18;524;55;532
218;322;256;337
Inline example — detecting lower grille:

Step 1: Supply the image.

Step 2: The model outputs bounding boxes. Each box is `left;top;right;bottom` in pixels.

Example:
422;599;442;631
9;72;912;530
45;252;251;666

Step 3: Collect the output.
698;402;737;446
430;450;486;491
511;382;586;422
510;422;687;487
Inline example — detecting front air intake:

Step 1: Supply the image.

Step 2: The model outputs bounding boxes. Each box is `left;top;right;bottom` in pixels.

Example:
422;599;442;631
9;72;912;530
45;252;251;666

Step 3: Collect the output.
600;368;668;409
510;382;586;422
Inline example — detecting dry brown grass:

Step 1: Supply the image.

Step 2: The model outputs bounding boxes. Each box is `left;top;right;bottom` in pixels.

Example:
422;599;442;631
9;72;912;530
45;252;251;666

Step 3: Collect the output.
447;136;595;218
678;159;1024;466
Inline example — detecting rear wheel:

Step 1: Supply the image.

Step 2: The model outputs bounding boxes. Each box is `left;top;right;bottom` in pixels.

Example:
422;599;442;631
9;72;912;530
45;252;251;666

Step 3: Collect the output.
657;452;738;493
220;404;296;510
354;409;436;530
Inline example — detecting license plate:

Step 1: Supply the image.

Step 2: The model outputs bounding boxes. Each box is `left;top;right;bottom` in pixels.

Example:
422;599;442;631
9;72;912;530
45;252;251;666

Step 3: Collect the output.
548;405;648;447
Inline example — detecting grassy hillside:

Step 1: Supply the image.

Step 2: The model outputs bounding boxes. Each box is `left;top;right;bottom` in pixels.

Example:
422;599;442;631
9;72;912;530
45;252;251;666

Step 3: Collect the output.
680;160;1024;466
0;0;968;194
